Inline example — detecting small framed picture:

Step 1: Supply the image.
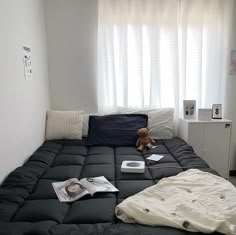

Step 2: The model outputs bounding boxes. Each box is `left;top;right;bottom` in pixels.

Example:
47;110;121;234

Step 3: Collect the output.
183;100;196;119
212;104;222;119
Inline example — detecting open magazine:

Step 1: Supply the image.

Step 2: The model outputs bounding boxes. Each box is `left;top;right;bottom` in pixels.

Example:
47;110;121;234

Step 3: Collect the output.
52;176;119;202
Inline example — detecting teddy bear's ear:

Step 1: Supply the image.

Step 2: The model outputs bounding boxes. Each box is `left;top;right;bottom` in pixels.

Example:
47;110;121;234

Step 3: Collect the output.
146;128;149;131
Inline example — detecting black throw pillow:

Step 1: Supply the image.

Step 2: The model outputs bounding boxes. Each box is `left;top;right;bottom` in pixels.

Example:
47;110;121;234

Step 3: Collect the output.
87;114;148;146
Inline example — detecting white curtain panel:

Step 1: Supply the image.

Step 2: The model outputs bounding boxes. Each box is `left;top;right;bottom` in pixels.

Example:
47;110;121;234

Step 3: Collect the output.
97;0;233;117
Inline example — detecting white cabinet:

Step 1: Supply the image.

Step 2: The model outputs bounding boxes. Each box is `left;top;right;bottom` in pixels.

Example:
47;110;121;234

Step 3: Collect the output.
178;119;232;178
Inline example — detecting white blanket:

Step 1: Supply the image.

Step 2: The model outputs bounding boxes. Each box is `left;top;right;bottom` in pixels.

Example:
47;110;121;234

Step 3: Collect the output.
116;169;236;234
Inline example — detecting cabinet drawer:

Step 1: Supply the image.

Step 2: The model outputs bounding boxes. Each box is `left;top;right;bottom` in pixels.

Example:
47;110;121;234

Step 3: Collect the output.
203;123;231;178
178;119;232;179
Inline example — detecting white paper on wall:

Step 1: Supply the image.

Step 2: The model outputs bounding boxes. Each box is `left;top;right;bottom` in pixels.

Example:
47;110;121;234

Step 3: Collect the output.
23;45;32;80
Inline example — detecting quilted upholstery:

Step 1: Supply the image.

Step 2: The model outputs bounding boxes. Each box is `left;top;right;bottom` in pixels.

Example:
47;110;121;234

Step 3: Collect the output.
0;138;220;235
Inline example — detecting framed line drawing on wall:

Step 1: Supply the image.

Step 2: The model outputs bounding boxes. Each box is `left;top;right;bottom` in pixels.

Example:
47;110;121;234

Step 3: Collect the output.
23;45;32;80
183;100;196;119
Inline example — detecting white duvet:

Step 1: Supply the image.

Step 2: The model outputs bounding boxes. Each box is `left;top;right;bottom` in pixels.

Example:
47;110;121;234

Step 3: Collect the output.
116;169;236;234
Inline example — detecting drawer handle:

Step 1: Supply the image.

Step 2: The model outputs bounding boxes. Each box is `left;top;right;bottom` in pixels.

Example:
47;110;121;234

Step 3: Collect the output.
225;123;231;128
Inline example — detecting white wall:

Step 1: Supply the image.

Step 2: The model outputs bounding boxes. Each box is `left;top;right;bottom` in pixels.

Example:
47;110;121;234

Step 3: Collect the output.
225;0;236;171
0;0;50;183
44;0;98;112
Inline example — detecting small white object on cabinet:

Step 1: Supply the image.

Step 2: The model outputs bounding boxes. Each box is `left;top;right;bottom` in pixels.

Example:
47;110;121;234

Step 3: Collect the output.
178;119;232;179
198;108;212;121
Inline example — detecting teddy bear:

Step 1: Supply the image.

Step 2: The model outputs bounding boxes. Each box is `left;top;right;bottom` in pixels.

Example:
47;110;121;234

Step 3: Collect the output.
136;127;155;152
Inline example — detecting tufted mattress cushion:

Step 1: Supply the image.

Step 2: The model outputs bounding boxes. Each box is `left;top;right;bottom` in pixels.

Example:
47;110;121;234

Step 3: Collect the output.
0;137;219;235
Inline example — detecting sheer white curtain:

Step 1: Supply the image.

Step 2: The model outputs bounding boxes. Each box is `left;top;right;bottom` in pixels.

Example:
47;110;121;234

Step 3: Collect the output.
97;0;233;117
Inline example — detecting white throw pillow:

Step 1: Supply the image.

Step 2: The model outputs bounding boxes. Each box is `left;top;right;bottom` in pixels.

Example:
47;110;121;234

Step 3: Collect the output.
118;108;174;139
45;110;84;140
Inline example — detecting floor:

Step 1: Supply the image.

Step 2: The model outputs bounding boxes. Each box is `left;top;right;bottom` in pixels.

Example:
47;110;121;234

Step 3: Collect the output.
229;176;236;186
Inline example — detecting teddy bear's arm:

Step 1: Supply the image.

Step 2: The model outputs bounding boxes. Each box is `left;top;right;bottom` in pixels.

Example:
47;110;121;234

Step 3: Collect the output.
149;137;155;144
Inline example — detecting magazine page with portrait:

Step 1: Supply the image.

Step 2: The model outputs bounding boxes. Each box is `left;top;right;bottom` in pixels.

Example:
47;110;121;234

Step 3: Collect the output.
52;178;89;202
80;176;118;196
52;176;118;202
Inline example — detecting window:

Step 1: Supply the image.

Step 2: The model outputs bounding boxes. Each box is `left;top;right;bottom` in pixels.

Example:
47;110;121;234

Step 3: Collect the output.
97;0;233;117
